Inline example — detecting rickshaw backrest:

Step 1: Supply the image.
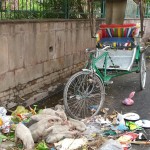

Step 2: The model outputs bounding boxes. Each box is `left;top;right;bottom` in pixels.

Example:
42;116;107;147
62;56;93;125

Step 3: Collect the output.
96;23;140;43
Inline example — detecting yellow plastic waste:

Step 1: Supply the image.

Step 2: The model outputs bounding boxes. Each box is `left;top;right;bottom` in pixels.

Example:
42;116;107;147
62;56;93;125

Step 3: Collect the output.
117;135;132;144
0;118;3;126
126;121;141;131
11;106;29;122
11;106;29;116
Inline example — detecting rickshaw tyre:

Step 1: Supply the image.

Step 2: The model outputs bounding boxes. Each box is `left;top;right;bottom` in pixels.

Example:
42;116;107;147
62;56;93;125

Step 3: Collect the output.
140;53;146;90
63;71;105;120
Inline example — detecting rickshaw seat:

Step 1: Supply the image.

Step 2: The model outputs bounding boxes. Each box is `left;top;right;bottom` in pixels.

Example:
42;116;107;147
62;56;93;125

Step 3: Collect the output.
95;48;136;71
95;24;139;71
96;23;140;48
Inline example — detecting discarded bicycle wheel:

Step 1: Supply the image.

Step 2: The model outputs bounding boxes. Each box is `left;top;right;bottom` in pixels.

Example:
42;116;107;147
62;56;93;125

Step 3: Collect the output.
63;71;105;120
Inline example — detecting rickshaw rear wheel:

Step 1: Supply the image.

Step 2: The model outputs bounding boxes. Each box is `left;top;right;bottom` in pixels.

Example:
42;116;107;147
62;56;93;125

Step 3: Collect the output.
63;71;105;120
140;53;146;90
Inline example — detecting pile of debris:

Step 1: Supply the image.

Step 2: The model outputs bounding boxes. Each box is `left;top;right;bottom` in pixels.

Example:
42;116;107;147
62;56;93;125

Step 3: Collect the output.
0;105;150;150
0;105;88;150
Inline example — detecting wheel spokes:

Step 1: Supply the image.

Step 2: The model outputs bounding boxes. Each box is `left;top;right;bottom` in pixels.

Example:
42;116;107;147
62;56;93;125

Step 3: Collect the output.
65;72;104;119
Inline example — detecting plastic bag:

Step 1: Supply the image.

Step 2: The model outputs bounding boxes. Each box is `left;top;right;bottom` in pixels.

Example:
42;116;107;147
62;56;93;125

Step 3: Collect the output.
99;139;123;150
122;91;135;106
1;116;11;133
0;107;7;116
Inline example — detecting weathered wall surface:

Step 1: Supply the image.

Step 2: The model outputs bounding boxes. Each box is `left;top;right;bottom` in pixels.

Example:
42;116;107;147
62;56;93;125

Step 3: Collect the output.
0;20;95;108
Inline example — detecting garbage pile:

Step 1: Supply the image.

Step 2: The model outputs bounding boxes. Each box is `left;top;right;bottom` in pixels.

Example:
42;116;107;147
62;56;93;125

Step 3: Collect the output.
0;105;87;150
0;105;150;150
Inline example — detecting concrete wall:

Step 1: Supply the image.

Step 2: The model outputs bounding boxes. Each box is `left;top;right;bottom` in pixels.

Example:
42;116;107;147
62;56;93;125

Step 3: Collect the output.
0;20;95;107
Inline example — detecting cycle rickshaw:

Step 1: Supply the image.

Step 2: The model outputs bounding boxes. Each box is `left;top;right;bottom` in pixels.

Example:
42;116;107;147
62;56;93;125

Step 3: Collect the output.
63;1;147;120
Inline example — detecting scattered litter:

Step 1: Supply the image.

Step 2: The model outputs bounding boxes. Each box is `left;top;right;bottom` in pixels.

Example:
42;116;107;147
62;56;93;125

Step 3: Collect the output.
135;120;150;128
124;132;139;140
0;107;7;116
0;140;15;149
100;139;123;150
88;136;106;148
11;106;31;123
117;113;126;125
84;124;102;140
123;112;140;121
126;121;141;131
54;137;88;150
95;117;111;126
0;103;150;150
122;91;135;106
36;140;49;150
131;141;150;145
117;135;132;144
11;106;29;116
117;132;138;144
111;123;129;132
103;130;117;136
121;143;132;150
0;107;12;134
136;131;148;140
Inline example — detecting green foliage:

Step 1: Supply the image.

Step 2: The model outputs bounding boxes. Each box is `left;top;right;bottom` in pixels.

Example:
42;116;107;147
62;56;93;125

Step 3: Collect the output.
0;0;91;19
0;0;149;20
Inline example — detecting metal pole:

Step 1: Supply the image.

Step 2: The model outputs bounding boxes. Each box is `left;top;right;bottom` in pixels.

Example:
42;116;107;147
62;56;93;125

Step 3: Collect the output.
88;0;96;38
139;0;144;37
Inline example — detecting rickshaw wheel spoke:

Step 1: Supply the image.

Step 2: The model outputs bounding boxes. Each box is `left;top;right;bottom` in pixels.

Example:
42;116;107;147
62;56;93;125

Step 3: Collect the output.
63;71;105;120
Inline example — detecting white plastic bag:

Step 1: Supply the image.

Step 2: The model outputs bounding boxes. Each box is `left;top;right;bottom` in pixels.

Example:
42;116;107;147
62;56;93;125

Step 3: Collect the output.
99;139;123;150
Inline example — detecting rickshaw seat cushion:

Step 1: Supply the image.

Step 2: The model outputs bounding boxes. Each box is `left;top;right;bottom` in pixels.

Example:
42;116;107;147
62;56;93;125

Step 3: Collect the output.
99;37;134;43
